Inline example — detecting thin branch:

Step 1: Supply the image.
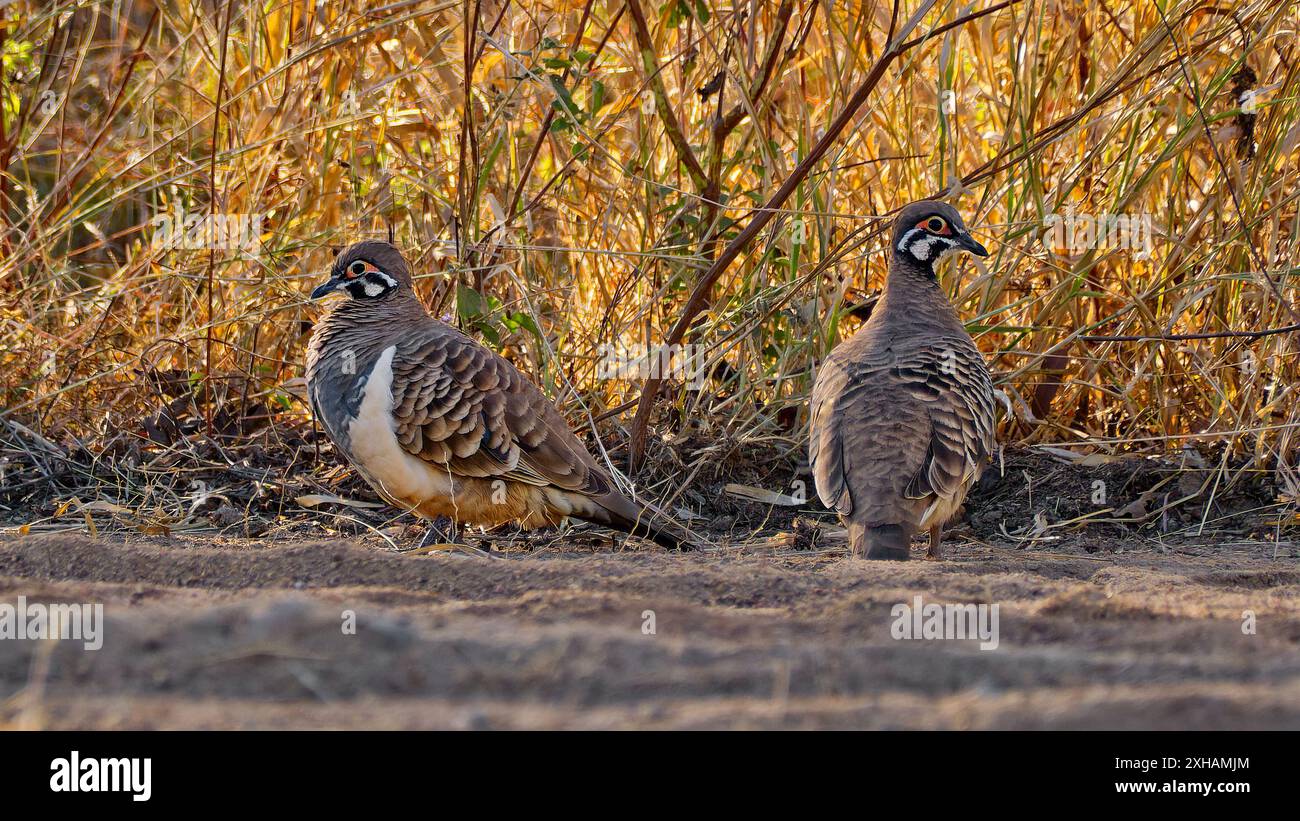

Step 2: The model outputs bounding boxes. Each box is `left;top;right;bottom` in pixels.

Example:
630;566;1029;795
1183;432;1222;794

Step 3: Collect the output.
205;0;236;435
1080;324;1300;343
625;0;710;192
505;0;610;223
18;8;160;247
715;0;795;137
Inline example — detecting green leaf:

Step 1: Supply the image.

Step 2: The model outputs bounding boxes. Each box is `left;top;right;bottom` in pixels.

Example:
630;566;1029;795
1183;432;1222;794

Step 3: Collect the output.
475;321;500;347
456;284;484;319
548;74;578;115
504;311;543;344
665;0;684;28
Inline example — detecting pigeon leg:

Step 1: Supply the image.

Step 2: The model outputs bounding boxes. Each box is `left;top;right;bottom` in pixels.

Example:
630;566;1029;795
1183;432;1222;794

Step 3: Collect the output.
417;516;460;548
925;524;944;560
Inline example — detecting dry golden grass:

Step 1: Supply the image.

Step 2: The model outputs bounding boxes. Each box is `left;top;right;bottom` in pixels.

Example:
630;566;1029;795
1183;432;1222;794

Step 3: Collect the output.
2;0;1300;522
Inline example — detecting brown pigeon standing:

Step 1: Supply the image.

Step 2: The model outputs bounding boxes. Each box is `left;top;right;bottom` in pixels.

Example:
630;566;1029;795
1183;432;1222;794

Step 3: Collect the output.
810;201;996;560
305;240;695;550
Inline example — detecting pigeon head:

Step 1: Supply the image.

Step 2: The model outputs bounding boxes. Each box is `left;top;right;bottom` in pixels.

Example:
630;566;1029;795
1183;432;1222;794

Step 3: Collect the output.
311;240;413;301
890;201;988;273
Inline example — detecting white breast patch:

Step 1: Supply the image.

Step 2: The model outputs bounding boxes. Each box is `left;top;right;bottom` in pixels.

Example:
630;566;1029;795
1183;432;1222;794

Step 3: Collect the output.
347;345;454;508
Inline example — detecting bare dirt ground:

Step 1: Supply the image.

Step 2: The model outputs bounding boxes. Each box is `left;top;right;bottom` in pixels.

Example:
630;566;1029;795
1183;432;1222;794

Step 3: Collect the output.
1;447;1298;729
1;527;1298;730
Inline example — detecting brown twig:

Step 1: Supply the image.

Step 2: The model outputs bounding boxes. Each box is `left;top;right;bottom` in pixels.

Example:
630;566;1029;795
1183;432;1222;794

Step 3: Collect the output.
1080;324;1300;343
699;0;797;243
505;0;609;223
625;0;709;193
1151;1;1300;325
14;8;160;250
205;0;236;435
714;0;795;138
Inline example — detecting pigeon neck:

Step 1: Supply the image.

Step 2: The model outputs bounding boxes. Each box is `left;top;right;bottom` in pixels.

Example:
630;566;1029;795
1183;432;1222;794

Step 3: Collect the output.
329;289;429;325
877;255;962;328
882;253;941;297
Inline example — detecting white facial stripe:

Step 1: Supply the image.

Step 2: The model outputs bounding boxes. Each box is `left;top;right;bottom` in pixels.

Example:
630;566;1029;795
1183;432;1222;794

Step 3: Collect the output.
905;234;958;262
935;241;963;260
348;270;397;298
897;227;926;254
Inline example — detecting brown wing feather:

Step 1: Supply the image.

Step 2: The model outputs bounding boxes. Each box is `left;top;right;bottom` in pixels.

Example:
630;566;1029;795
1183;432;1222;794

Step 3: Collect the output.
812;333;995;523
388;325;608;496
809;354;855;516
896;340;996;501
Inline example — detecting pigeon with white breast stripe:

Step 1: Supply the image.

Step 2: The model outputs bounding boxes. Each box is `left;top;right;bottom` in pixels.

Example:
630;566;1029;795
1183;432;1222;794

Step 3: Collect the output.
305;240;696;550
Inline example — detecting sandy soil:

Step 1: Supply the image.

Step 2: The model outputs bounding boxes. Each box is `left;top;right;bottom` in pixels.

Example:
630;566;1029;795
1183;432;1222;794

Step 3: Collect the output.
1;528;1297;729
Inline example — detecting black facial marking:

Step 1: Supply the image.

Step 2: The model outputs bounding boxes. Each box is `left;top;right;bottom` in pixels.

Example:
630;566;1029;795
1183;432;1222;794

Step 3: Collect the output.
899;227;957;267
341;269;398;300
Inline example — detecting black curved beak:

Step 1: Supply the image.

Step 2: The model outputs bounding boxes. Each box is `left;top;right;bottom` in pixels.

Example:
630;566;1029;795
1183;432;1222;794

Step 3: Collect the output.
310;278;341;300
960;234;989;257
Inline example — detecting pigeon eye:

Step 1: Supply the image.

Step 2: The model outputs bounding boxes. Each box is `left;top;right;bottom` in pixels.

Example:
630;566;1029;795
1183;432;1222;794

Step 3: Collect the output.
921;216;950;234
347;261;367;278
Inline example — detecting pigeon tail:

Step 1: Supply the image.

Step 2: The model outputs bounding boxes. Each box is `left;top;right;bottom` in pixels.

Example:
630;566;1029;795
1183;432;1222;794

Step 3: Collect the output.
848;522;912;560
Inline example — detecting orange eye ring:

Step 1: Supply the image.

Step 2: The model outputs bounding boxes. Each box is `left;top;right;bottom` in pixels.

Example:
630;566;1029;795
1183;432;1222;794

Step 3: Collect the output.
917;216;952;235
346;261;368;279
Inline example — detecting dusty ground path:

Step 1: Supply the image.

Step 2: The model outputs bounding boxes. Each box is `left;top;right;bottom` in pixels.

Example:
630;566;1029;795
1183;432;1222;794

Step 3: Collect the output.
1;531;1297;729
